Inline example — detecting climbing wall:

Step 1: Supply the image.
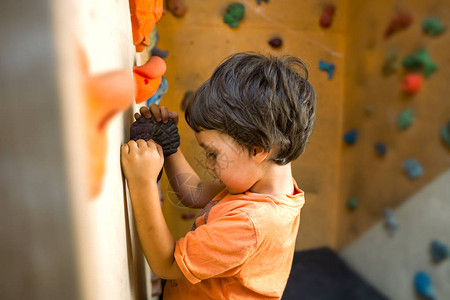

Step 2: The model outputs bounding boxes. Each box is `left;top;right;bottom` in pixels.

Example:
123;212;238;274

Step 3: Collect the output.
156;0;450;253
155;0;348;250
54;0;151;299
338;0;450;249
4;0;449;299
341;170;450;299
1;0;150;298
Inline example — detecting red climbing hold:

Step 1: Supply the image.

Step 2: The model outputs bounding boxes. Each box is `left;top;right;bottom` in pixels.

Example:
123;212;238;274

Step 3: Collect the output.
320;5;336;28
402;73;422;95
385;11;412;38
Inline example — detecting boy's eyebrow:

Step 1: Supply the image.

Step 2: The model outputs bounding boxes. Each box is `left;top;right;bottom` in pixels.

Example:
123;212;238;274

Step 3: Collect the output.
199;142;216;151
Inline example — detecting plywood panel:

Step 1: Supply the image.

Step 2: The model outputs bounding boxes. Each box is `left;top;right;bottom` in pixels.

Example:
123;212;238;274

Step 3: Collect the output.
338;0;450;249
156;0;347;249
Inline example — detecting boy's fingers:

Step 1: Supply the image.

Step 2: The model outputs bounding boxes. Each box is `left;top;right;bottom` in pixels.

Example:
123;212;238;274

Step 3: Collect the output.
139;106;151;119
155;143;163;157
121;144;130;155
148;140;164;157
134;112;141;120
169;112;179;125
160;106;169;123
136;139;147;148
127;140;138;151
149;103;162;122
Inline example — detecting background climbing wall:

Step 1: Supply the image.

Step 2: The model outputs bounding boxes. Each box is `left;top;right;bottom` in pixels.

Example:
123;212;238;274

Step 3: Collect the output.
156;0;348;250
341;170;450;299
2;0;449;299
338;0;450;249
156;0;450;252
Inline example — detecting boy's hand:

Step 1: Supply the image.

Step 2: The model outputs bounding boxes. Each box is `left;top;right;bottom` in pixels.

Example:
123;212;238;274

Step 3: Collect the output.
121;139;164;187
136;103;179;125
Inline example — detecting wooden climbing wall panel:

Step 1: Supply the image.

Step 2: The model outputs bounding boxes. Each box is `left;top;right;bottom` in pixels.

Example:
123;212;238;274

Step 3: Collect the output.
156;0;348;250
338;0;450;249
157;0;450;251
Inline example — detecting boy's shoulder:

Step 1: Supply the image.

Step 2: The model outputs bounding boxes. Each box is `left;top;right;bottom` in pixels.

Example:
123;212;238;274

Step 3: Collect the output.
210;189;303;224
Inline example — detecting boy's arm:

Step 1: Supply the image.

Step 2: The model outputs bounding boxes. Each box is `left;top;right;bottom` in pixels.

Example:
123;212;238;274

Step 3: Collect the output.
128;180;184;280
138;104;225;208
121;140;184;280
164;149;225;209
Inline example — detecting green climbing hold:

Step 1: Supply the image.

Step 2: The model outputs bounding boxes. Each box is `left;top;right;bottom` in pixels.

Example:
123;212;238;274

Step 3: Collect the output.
422;17;446;36
347;196;358;210
441;121;450;147
398;108;414;130
224;3;245;28
402;48;437;78
364;105;374;115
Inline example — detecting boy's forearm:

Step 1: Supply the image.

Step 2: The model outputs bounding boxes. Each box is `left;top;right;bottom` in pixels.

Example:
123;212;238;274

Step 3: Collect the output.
127;181;177;278
164;149;202;207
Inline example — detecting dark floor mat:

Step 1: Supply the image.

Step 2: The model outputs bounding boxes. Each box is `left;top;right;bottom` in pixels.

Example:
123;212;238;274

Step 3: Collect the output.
282;247;390;300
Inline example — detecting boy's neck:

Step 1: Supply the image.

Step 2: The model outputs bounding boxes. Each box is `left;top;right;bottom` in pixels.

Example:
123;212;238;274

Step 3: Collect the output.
248;162;294;196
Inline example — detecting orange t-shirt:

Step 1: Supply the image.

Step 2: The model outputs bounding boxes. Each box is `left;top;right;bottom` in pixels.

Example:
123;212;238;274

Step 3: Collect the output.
163;178;305;300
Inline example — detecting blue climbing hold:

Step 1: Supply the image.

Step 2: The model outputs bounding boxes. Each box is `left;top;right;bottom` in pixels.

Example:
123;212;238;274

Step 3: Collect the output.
384;208;399;235
430;240;449;263
403;159;423;179
319;60;336;79
374;142;388;156
147;77;168;106
414;271;436;300
344;129;358;145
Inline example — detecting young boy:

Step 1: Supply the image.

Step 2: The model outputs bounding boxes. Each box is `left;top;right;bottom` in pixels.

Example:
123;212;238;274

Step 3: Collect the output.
121;52;316;299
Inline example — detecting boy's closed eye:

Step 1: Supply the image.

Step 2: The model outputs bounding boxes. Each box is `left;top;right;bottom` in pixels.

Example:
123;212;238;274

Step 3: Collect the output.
206;152;217;159
199;144;217;160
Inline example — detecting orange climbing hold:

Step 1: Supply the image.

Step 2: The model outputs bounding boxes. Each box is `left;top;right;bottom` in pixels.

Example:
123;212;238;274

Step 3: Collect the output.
79;46;134;198
134;56;167;104
129;0;164;52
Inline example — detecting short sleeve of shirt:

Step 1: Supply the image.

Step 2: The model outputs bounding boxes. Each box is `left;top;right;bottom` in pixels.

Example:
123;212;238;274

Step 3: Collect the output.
174;210;258;284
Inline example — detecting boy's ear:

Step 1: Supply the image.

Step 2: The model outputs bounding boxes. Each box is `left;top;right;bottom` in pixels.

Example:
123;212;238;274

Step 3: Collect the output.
251;146;269;164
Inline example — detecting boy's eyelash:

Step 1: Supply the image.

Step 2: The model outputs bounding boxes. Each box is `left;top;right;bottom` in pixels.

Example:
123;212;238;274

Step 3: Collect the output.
206;152;217;159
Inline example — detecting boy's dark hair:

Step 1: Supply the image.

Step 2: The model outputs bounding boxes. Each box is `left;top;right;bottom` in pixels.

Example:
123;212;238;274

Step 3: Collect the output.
185;52;316;165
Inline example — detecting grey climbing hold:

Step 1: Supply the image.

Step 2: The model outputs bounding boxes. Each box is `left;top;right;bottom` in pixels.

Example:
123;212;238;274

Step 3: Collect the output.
384;208;399;235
